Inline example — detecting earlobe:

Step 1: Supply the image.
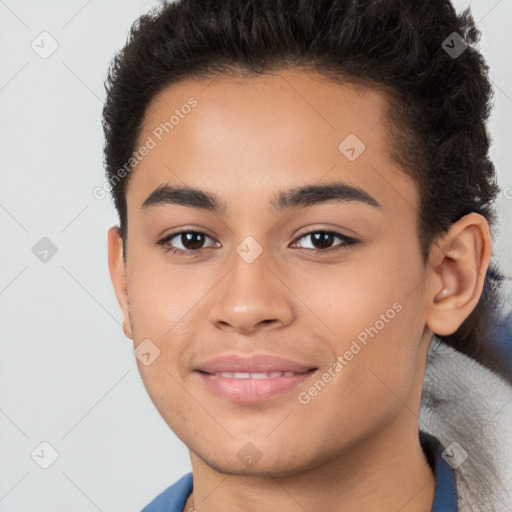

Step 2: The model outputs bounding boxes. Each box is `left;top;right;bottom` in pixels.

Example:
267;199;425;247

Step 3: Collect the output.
107;226;133;339
426;213;492;336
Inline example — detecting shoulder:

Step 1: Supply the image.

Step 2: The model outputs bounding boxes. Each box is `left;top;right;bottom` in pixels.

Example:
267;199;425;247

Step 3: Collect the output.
140;472;193;512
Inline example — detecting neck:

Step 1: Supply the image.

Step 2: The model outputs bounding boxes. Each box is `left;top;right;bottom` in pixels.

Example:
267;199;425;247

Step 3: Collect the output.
186;416;435;512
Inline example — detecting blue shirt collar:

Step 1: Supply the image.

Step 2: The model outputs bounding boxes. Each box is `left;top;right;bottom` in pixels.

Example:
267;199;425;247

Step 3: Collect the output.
420;430;459;511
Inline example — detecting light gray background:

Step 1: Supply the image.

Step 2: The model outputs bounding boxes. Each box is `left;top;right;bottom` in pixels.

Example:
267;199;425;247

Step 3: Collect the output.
0;1;510;511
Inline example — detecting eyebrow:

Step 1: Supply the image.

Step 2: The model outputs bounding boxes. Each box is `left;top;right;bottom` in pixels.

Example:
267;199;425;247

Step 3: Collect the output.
141;181;381;213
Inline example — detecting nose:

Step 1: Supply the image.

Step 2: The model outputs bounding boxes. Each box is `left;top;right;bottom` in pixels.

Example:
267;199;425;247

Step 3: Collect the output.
207;248;295;335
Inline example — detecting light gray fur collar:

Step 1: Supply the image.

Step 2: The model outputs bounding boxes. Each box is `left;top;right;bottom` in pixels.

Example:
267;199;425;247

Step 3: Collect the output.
419;337;512;511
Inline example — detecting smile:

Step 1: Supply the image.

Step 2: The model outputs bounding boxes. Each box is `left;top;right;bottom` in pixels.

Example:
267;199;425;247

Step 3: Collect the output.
209;371;298;378
193;353;318;403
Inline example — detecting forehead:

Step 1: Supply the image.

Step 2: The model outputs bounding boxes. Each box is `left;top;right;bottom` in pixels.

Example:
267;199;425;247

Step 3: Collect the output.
127;69;417;216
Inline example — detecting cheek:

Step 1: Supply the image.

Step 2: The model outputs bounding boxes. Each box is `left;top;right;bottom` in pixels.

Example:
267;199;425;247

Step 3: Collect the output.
135;359;198;443
126;247;209;339
124;249;207;403
297;240;426;400
301;240;424;342
291;296;425;453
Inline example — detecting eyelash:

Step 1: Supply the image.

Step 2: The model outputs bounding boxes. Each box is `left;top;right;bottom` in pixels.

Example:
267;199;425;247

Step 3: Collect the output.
156;229;359;256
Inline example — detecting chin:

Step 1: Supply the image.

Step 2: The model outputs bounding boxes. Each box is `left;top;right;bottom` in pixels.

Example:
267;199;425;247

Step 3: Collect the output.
192;442;327;478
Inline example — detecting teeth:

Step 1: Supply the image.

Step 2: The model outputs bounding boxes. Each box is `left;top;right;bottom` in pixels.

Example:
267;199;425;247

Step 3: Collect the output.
214;371;297;379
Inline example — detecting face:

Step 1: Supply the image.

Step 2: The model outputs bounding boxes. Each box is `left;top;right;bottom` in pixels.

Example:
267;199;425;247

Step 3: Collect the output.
110;69;435;476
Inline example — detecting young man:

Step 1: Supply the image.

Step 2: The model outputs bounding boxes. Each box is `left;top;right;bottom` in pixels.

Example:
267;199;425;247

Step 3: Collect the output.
103;1;512;510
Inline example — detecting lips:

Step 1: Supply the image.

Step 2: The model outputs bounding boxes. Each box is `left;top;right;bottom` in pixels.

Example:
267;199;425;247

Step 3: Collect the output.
212;371;297;379
195;354;315;374
194;354;318;402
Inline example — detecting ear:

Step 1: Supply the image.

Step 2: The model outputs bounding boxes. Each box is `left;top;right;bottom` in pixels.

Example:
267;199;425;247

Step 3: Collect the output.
107;226;133;339
425;213;492;336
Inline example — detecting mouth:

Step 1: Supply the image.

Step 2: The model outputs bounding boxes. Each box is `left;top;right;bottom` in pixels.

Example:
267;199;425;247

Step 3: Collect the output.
193;354;318;403
205;371;301;378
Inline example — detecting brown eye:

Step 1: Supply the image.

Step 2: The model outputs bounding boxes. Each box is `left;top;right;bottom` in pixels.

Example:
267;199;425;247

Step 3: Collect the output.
158;230;217;254
175;232;208;250
307;232;337;250
292;230;358;253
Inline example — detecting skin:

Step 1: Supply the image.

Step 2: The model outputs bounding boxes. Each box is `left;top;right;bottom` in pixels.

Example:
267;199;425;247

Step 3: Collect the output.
108;69;492;512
